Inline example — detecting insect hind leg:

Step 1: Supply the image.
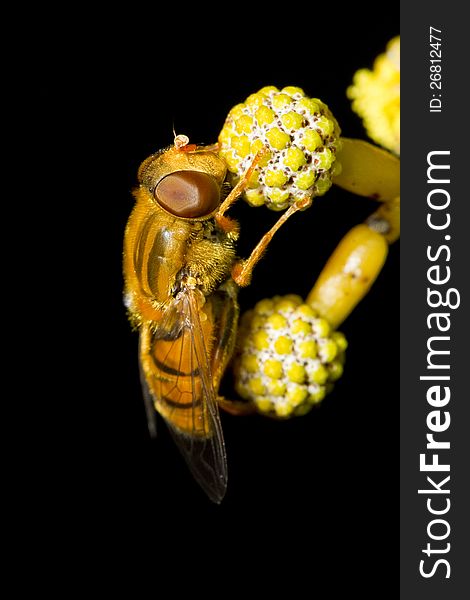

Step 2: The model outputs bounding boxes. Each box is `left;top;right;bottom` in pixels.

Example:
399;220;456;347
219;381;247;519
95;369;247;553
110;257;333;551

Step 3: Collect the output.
217;395;256;416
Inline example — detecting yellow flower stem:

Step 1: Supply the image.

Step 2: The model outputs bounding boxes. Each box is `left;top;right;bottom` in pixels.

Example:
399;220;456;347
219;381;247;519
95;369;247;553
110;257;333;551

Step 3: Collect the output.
333;137;400;202
367;195;400;244
306;224;388;329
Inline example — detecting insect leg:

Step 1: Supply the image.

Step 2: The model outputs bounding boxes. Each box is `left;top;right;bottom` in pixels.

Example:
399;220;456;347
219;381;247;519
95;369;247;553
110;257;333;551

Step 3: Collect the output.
231;198;311;287
216;147;269;218
217;396;256;416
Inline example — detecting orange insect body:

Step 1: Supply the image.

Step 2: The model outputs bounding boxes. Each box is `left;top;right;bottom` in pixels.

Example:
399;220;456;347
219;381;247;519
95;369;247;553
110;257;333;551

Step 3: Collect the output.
124;137;304;502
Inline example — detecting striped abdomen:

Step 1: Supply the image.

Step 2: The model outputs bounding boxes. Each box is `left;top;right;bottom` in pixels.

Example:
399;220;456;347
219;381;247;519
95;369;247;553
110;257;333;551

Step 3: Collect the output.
139;285;238;437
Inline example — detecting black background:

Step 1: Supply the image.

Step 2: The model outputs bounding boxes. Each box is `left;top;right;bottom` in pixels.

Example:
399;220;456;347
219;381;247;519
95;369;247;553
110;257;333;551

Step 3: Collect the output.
32;7;399;595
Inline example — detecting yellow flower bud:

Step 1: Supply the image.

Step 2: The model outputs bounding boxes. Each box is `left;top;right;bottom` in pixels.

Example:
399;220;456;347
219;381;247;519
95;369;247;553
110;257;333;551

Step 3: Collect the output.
264;359;284;379
271;93;292;110
302;129;322;151
284;146;307;171
297;97;320;115
266;127;291;150
264;169;289;187
267;313;288;329
255;398;273;413
241;354;259;373
255;298;274;314
291;318;312;335
282;86;304;96
233;295;347;418
274;336;293;355
299;340;317;359
255;105;275;126
253;330;269;350
231;135;251;157
287;363;306;384
281;111;304;130
287;385;308;405
218;85;341;209
308;363;329;385
249;377;266;395
295;170;316;190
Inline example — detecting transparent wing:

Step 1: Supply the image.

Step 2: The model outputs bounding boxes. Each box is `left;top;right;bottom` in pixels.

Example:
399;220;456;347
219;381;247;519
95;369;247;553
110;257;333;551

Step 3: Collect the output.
138;353;157;439
140;288;228;503
166;289;228;503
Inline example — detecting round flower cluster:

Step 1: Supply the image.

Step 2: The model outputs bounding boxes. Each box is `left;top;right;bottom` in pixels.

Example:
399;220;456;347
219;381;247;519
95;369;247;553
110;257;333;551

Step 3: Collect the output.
234;295;347;418
347;36;400;155
218;86;342;211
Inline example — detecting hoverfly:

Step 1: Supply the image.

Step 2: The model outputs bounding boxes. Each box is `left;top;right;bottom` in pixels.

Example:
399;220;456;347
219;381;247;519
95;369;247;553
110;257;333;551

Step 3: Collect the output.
123;135;307;502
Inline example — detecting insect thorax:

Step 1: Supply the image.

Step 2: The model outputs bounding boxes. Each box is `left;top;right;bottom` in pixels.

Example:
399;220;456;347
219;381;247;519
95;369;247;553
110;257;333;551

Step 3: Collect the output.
176;220;237;297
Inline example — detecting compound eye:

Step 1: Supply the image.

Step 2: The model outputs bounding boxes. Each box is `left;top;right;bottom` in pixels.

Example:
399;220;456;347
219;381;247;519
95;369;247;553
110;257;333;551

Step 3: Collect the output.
154;171;220;218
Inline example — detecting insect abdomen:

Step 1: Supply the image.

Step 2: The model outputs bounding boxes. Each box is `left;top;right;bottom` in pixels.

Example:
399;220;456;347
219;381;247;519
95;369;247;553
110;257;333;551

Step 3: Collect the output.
139;320;210;437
